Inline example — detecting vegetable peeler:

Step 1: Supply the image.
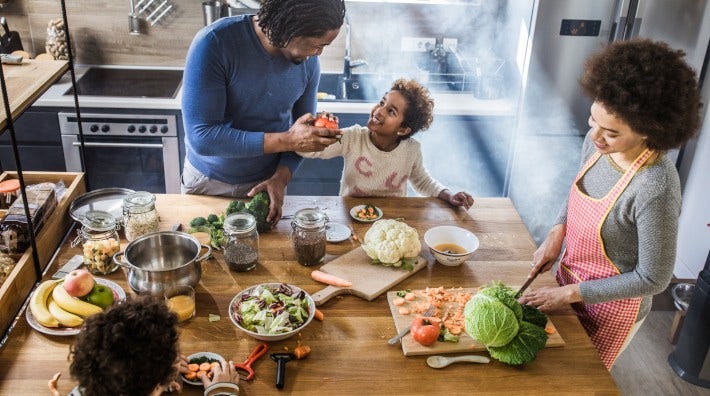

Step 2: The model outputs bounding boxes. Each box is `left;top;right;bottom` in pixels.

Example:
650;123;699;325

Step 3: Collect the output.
235;343;269;381
270;352;295;389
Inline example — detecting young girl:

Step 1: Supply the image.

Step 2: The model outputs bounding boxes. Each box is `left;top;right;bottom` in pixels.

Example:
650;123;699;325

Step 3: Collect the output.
300;78;473;208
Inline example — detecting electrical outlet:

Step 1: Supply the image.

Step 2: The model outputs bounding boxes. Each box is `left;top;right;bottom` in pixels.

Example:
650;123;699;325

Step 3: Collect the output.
443;38;458;52
401;37;436;52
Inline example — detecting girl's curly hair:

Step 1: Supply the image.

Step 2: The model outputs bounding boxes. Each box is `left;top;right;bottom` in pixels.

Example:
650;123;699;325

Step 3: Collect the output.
258;0;345;48
580;39;702;150
390;78;435;139
69;296;180;396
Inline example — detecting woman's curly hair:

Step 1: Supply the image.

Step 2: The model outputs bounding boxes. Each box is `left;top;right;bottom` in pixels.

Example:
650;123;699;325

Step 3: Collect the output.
580;39;702;150
258;0;345;48
69;296;179;396
390;78;435;139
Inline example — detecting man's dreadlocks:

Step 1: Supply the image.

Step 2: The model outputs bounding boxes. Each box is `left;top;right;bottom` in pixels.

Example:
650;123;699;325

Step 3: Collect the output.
257;0;346;48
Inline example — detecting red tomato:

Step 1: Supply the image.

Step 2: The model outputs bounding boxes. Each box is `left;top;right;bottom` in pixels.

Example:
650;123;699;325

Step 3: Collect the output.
410;316;441;346
314;116;338;129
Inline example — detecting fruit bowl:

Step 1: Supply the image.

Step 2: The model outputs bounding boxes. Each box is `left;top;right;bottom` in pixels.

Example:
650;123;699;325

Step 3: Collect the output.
424;226;479;266
228;283;315;341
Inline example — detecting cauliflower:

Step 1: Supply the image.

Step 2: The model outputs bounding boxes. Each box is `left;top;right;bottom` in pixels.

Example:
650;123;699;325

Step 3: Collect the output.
362;219;421;271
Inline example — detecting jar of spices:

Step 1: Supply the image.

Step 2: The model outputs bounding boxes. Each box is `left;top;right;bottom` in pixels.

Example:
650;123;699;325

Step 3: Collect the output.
291;208;328;266
0;179;20;209
123;191;159;242
223;213;259;272
73;210;120;275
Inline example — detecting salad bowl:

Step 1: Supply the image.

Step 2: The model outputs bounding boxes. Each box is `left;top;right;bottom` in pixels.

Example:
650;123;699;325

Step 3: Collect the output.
228;283;316;341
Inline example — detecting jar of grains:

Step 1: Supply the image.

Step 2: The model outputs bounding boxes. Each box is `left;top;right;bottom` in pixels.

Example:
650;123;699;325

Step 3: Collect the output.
0;179;20;209
291;208;328;266
223;213;259;272
123;191;159;242
74;210;120;275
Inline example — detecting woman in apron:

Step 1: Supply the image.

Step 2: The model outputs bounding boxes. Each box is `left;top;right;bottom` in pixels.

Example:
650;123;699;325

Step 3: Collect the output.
518;39;702;370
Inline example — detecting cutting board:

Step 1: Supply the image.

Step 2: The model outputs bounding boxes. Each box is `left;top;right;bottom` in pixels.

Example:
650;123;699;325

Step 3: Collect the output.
387;288;565;356
311;247;427;306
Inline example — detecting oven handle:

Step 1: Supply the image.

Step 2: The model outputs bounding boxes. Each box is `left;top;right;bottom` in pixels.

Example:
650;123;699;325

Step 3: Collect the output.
71;142;164;149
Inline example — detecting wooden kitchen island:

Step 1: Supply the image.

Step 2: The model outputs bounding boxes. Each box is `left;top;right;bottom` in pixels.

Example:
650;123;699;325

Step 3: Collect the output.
0;195;619;395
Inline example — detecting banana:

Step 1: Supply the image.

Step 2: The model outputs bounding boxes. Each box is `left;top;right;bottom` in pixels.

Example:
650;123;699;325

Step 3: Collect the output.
47;296;84;327
52;282;103;318
29;279;60;328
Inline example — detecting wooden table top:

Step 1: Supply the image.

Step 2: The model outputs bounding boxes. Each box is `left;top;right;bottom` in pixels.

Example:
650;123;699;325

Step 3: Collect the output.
0;195;619;395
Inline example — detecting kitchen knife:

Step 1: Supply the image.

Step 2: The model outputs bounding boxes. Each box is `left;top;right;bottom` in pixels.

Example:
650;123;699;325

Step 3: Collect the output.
0;17;23;54
515;271;539;298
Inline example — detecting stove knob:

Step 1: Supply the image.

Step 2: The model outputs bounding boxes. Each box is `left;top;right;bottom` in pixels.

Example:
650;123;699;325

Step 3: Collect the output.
139;126;147;133
149;125;158;133
127;125;136;133
90;124;99;133
160;126;169;134
101;125;110;133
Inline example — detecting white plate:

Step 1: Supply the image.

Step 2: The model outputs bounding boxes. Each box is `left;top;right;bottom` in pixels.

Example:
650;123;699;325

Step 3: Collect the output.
26;278;127;336
326;222;351;242
349;205;383;223
182;352;227;386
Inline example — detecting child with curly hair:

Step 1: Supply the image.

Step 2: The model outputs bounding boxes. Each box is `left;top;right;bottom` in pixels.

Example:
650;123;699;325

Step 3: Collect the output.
300;78;473;208
48;296;240;396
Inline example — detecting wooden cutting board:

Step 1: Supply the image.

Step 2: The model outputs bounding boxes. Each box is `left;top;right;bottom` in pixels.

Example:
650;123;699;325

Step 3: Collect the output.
387;287;565;356
311;247;427;306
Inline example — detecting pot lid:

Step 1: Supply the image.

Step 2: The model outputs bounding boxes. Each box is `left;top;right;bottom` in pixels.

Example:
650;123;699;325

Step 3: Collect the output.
70;187;135;222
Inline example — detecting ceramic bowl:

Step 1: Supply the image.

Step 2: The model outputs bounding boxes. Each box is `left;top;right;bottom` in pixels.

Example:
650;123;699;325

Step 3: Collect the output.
423;226;479;266
228;283;315;341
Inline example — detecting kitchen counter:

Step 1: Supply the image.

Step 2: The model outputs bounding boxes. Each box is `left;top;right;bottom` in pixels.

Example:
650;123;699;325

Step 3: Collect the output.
0;195;618;395
34;67;515;116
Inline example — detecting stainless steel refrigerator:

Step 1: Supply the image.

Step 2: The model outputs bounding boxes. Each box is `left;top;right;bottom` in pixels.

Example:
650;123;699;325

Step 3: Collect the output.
508;0;710;252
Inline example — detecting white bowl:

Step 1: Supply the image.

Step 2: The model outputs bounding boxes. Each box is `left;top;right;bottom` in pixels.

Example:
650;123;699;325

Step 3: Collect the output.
182;352;226;386
423;226;479;266
228;283;316;341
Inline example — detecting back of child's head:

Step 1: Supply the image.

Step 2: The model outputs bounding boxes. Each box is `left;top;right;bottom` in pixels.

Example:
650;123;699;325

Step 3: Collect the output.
390;78;434;138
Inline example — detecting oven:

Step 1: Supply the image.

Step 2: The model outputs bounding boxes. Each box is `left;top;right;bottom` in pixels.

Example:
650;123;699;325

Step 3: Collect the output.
59;112;180;193
57;66;184;193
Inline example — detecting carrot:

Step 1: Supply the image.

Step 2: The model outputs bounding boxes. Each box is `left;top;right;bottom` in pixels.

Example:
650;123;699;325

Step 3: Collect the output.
310;270;353;287
210;361;220;371
398;307;410;315
545;324;556;335
294;344;311;360
197;370;208;379
199;362;211;371
184;371;198;380
404;292;416;301
187;363;199;372
314;308;325;321
393;297;406;306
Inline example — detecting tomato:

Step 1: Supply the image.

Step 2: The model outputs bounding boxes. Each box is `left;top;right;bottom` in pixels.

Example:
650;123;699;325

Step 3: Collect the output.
410;316;441;346
314;115;338;129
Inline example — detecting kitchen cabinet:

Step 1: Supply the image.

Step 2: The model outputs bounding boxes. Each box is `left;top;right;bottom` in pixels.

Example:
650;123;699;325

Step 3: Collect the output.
0;107;66;172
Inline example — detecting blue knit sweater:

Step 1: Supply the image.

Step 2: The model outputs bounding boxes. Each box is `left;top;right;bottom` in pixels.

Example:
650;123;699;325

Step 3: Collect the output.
181;15;320;184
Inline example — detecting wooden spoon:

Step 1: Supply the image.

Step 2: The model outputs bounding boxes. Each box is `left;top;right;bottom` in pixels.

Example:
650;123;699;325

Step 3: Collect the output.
426;355;490;368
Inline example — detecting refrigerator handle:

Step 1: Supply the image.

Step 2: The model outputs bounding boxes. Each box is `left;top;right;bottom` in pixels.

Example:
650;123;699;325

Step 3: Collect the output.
610;0;641;41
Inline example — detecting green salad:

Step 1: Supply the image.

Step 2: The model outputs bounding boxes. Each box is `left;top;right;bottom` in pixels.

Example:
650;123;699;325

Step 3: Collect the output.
232;284;311;335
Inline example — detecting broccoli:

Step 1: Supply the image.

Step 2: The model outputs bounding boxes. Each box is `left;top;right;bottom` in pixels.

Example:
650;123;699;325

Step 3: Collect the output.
226;200;247;216
245;191;271;233
190;216;208;227
207;213;220;224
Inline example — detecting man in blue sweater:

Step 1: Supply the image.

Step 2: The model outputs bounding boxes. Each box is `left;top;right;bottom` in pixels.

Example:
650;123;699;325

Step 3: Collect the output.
181;0;345;228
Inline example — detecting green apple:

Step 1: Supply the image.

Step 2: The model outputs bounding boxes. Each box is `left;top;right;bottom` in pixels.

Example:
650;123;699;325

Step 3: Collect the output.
82;284;115;309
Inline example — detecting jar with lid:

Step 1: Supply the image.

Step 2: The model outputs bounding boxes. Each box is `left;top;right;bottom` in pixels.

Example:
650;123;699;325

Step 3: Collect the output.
291;208;328;266
123;191;159;242
223;213;259;272
0;179;20;209
73;210;120;275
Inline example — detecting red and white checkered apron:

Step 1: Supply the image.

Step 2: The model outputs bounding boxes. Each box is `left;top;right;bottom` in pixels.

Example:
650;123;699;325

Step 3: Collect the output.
556;148;653;370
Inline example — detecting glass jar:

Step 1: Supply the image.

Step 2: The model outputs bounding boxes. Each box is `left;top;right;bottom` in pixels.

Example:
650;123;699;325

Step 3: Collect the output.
74;210;120;275
223;213;259;272
123;191;159;242
291;208;328;266
0;179;20;209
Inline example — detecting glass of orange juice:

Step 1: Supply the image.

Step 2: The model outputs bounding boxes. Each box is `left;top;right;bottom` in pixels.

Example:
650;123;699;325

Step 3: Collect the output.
165;285;196;323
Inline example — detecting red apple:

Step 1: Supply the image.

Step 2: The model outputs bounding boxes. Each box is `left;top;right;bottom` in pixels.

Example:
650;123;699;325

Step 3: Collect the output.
63;269;95;297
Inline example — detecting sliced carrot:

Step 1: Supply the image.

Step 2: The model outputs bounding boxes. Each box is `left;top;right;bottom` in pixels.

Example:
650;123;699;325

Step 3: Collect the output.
314;309;325;321
404;292;416;301
393;297;406;306
197;370;208;379
294;344;311;360
398;307;410;315
210;361;220;371
311;270;353;287
184;371;198;380
545;324;556;334
199;362;211;371
187;363;199;372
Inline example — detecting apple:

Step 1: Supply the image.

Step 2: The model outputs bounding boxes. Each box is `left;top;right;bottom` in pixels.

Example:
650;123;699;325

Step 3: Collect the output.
82;284;115;309
63;269;95;297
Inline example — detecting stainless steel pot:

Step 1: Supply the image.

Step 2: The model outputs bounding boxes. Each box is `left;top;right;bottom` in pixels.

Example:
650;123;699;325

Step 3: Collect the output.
113;231;211;296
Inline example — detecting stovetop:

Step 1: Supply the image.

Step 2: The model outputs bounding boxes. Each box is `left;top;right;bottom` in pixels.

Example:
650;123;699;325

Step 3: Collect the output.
65;68;183;99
